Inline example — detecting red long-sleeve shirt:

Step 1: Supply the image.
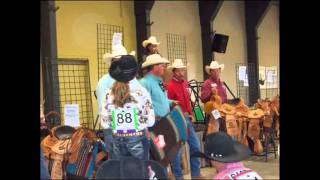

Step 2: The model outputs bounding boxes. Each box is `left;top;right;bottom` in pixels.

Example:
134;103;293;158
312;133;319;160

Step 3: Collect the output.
166;77;193;116
200;78;227;103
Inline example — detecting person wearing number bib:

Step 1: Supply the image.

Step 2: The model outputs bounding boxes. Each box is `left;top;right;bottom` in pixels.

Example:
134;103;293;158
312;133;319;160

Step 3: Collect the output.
96;41;139;159
166;59;205;180
100;55;155;160
194;132;263;180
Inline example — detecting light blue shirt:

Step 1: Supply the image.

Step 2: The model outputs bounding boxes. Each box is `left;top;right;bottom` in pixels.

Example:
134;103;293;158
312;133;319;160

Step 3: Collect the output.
96;74;115;114
96;74;141;114
139;74;172;118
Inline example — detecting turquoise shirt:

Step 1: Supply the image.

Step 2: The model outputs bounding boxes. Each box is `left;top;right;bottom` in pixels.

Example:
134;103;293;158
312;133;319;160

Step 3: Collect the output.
139;74;172;118
96;74;115;114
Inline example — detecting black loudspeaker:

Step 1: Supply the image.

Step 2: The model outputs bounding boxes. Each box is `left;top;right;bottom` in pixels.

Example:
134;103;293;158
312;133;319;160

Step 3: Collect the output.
212;34;229;53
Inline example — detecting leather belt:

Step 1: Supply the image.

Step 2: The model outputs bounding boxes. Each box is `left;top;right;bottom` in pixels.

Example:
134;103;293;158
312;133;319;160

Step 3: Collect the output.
113;131;145;137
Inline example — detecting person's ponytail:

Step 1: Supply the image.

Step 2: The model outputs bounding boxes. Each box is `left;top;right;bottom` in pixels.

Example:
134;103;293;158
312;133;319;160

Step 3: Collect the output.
111;81;132;108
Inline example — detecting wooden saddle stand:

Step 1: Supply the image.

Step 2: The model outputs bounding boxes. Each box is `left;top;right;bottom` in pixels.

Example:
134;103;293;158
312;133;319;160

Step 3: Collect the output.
204;92;280;160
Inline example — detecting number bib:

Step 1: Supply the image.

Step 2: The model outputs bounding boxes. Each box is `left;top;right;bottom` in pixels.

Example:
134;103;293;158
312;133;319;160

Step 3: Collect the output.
111;107;142;134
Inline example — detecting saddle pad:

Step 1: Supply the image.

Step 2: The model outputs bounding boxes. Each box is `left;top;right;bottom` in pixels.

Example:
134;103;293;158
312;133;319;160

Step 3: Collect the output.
149;117;181;167
149;106;187;166
67;138;96;178
167;105;187;142
69;127;98;163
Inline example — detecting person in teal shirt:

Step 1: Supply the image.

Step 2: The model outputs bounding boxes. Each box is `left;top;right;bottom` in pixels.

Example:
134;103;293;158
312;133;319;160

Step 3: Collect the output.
139;54;179;176
139;54;175;119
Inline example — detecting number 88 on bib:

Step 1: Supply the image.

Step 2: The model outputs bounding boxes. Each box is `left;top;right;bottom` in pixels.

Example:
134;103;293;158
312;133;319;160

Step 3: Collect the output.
111;107;142;134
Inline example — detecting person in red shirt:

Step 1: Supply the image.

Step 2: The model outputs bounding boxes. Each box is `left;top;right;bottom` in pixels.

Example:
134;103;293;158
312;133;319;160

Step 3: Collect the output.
200;60;228;104
166;59;205;180
166;59;193;119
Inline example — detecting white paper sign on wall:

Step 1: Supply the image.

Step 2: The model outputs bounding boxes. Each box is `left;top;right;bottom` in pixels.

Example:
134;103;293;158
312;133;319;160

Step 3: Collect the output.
238;66;247;81
64;104;80;127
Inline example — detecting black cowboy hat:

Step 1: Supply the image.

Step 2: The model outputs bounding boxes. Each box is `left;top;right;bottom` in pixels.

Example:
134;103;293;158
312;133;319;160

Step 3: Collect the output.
193;132;251;163
95;157;167;179
109;55;138;83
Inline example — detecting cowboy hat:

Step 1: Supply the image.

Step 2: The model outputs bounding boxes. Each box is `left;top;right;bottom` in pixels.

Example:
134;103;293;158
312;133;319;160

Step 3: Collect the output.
109;55;138;82
95;157;167;179
193;132;251;163
103;44;135;63
142;36;160;48
205;61;224;74
167;59;188;69
141;54;170;68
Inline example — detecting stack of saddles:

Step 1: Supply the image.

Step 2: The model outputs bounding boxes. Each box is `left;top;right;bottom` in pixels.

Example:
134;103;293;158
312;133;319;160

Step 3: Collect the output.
41;126;107;179
204;91;280;155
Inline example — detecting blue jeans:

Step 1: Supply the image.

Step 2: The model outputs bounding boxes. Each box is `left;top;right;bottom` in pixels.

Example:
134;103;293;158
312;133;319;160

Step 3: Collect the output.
112;132;149;160
103;128;115;159
172;118;201;179
40;148;51;180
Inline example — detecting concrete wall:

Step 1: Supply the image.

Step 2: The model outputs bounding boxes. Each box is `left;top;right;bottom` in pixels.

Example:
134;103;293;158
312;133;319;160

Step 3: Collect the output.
150;1;203;82
212;1;247;99
55;1;137;124
258;4;279;98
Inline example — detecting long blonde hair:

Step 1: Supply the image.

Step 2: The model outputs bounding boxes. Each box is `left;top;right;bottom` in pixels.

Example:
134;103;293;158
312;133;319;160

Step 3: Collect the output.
111;81;136;108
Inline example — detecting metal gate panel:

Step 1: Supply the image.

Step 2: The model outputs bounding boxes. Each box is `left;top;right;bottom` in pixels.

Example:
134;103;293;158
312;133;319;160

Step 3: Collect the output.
57;59;94;128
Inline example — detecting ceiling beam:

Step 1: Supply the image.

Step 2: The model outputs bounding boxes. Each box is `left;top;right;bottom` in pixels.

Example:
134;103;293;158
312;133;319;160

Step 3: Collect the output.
199;0;223;80
134;1;155;65
41;1;61;120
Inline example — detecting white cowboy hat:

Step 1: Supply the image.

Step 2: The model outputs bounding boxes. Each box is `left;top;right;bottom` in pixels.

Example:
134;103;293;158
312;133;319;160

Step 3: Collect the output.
205;61;225;74
142;36;160;48
167;59;188;69
103;44;135;63
141;54;170;68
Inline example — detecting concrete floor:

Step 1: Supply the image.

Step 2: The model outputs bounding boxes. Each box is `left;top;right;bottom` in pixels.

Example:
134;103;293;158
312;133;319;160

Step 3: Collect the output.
183;155;279;179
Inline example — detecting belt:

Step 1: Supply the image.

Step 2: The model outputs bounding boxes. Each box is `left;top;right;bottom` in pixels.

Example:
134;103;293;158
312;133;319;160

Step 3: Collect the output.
113;131;145;137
